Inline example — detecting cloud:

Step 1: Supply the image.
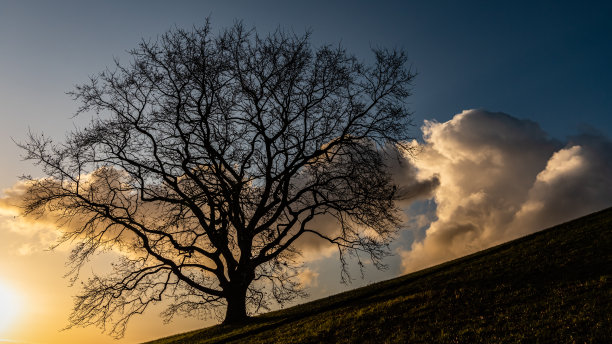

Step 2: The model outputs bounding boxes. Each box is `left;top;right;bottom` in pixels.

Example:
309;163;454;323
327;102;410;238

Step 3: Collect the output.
400;109;612;273
290;145;440;262
510;134;612;236
297;267;320;288
0;152;437;262
6;109;609;281
0;172;144;256
0;181;62;254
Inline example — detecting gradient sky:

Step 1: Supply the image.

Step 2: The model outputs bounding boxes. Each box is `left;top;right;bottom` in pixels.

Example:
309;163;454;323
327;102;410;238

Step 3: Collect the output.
0;1;611;343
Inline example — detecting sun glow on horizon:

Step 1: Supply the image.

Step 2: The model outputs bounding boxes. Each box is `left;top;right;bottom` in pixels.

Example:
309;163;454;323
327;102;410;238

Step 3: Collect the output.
0;281;21;335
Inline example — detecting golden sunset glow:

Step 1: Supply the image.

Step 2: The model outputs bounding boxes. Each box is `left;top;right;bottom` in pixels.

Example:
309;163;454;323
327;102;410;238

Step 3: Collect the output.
0;281;20;334
0;2;609;343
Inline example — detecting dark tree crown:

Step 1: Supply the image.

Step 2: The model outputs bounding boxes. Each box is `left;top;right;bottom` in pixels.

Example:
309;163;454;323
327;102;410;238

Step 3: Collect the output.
18;20;415;337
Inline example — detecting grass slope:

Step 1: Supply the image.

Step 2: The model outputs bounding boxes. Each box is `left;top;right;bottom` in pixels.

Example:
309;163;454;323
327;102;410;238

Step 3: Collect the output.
145;207;612;343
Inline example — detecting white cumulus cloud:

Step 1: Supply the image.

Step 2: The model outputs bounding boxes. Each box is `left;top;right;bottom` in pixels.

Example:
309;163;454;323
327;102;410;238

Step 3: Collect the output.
400;109;612;273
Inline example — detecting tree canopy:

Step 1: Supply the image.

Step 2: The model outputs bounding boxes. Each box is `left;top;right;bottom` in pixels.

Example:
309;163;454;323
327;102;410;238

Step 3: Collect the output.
19;20;415;337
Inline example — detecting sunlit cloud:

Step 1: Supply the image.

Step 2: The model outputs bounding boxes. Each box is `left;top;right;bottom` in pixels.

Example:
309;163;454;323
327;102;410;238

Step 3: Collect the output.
0;182;61;255
399;109;612;273
3;109;610;283
280;146;440;263
0;175;141;257
297;268;320;288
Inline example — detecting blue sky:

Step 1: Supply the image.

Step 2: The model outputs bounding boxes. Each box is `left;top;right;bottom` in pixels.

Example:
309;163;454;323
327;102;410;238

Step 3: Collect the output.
0;1;611;343
2;2;611;156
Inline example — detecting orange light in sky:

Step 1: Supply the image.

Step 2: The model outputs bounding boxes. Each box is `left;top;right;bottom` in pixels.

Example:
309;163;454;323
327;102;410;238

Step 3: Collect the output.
0;281;21;336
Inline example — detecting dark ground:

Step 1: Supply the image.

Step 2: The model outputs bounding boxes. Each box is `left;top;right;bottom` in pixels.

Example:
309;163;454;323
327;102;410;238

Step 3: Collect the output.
145;207;612;344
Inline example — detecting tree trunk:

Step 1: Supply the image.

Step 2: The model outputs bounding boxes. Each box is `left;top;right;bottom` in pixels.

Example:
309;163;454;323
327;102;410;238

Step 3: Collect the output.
223;284;250;324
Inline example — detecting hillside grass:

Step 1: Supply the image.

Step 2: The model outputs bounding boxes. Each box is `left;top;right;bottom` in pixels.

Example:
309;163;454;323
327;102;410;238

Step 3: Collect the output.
145;207;612;343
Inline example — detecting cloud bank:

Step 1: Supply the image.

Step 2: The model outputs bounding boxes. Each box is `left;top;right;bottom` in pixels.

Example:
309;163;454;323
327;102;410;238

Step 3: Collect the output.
400;109;612;272
0;181;62;255
2;109;610;279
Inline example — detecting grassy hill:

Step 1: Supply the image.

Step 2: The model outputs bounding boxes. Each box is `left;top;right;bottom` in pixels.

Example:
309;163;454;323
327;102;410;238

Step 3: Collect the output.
145;207;612;343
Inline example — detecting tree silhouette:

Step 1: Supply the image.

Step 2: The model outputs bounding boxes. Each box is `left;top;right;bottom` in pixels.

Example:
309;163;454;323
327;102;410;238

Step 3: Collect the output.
19;21;415;337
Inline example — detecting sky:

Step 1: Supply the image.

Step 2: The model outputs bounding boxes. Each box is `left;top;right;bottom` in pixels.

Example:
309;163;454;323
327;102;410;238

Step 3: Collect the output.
0;1;611;343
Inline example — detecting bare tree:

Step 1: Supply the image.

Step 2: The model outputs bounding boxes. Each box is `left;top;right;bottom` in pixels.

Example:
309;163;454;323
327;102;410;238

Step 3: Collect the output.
18;20;414;337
